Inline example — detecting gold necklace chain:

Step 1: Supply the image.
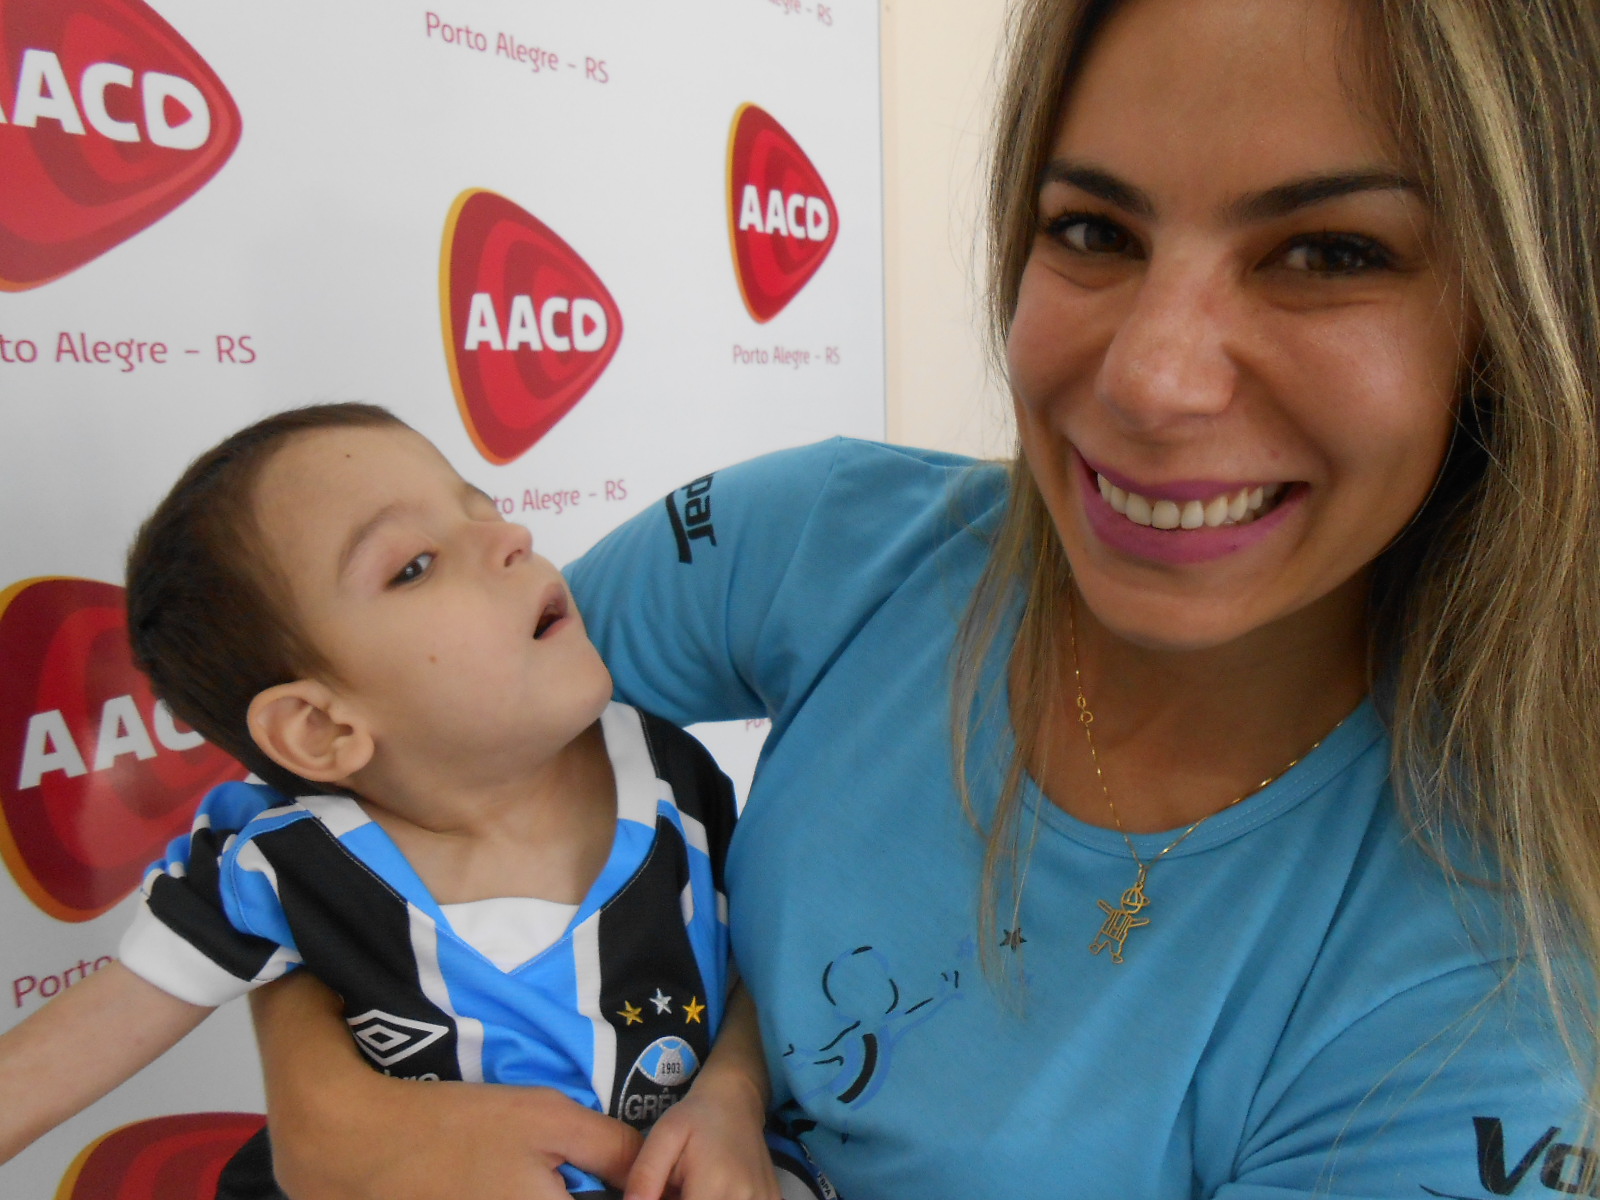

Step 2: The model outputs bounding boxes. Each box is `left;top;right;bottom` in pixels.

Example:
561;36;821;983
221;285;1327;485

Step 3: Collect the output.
1068;600;1332;964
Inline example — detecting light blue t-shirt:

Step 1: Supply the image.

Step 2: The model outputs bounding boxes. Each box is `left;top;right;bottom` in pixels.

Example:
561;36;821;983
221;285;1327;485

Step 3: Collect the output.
568;438;1588;1200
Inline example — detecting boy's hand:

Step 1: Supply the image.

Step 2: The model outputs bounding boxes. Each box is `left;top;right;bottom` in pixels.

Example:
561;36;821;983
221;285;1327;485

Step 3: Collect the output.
623;1068;779;1200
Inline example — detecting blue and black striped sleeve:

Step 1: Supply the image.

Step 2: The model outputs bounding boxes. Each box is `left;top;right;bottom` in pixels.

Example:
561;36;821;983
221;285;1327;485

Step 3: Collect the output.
118;781;302;1007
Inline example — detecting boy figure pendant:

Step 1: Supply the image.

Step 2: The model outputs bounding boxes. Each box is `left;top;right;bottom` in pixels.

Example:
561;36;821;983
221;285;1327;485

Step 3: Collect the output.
1090;866;1151;964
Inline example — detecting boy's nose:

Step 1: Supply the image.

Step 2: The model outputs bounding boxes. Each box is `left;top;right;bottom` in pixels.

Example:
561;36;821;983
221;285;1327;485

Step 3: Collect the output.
493;518;533;568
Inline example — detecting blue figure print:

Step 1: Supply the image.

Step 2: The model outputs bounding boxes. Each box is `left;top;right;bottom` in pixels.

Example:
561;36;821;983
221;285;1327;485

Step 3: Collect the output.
782;944;961;1126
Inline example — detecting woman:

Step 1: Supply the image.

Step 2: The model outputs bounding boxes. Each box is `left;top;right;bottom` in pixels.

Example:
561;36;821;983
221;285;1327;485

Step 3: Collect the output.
253;0;1600;1195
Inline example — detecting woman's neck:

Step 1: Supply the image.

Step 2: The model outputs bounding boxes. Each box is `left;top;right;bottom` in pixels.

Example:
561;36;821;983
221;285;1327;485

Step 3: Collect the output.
1023;578;1370;834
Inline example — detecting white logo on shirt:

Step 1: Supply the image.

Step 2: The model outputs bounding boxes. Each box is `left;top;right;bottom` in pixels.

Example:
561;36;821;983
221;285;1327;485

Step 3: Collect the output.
346;1009;450;1067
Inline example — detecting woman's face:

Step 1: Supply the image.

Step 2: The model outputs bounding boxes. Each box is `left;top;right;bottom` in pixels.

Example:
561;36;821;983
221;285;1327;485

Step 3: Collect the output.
1007;0;1473;652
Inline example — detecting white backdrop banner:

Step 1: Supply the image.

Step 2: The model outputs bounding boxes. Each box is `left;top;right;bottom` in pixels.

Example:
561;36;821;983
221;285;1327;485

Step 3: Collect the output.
0;0;883;1192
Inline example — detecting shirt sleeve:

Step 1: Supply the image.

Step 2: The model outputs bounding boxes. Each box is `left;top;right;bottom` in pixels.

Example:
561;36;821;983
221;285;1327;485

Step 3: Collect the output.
566;437;986;731
1216;957;1588;1200
118;780;303;1007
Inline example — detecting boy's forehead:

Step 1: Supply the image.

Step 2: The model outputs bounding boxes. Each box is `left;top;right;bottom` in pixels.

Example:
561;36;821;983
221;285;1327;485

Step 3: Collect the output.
261;425;452;505
253;426;460;563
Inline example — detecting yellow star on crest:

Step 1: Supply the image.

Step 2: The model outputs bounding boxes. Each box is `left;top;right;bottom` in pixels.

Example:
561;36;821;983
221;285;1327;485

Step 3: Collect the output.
618;1001;643;1026
682;996;706;1025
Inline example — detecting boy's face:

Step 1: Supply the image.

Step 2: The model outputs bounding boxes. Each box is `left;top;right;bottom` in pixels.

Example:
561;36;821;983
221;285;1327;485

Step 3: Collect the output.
251;424;612;787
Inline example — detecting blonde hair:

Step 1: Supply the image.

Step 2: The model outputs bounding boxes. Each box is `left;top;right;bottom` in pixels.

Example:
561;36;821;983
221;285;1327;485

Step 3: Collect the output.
954;0;1600;1100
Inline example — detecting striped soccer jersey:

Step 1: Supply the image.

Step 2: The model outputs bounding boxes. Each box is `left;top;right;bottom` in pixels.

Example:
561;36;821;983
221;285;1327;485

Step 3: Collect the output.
119;703;763;1197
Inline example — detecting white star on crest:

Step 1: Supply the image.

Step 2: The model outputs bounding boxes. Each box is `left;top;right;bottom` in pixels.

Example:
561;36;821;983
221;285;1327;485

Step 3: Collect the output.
650;988;673;1014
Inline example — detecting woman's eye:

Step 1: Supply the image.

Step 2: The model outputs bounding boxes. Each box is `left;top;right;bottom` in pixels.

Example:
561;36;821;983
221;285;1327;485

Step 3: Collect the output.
1046;213;1134;256
389;553;434;586
1279;233;1393;274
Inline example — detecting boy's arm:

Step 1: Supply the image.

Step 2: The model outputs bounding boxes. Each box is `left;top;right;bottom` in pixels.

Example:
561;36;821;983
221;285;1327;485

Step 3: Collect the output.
0;961;211;1164
624;982;777;1200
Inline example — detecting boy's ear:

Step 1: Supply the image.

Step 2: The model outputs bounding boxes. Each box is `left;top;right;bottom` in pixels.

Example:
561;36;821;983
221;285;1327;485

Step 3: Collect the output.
247;681;373;785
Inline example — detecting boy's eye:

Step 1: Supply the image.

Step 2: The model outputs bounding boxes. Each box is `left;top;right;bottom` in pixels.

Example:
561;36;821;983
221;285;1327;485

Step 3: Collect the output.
1045;212;1137;256
389;553;434;586
1278;233;1393;274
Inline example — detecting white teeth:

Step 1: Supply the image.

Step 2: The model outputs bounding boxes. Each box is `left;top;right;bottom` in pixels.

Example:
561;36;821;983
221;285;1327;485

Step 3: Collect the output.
1094;473;1287;531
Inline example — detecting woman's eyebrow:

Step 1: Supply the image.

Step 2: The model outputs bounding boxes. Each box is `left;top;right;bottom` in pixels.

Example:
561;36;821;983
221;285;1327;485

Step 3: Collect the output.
1039;160;1419;223
1226;170;1420;222
1038;161;1153;217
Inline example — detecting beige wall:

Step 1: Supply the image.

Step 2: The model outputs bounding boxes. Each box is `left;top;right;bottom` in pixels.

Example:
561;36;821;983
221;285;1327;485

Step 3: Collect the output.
880;0;1015;459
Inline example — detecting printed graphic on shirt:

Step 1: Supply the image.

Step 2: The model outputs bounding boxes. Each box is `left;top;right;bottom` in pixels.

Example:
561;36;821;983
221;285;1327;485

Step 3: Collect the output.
665;473;717;564
726;103;838;322
0;0;242;290
346;1008;451;1071
0;576;245;921
54;1112;265;1200
1421;1116;1599;1199
782;944;962;1135
440;188;623;465
617;1035;701;1126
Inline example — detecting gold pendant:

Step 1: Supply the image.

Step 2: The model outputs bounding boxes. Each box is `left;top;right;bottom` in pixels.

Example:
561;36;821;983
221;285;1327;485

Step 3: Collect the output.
1090;865;1151;964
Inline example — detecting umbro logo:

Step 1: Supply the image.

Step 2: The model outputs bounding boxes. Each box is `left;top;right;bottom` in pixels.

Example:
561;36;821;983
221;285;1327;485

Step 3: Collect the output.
346;1008;449;1067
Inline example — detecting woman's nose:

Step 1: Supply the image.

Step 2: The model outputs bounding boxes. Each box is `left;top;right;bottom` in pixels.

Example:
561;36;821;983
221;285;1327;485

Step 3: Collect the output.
1095;256;1240;432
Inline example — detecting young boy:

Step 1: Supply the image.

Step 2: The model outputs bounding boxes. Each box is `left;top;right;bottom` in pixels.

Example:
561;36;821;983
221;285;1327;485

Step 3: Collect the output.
0;404;824;1200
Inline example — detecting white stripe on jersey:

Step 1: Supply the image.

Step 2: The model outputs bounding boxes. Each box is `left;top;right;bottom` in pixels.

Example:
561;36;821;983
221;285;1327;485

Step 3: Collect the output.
253;942;303;985
681;881;695;925
408;903;485;1082
572;911;616;1114
118;903;255;1007
678;809;711;858
298;794;372;838
235;839;280;894
602;703;664;829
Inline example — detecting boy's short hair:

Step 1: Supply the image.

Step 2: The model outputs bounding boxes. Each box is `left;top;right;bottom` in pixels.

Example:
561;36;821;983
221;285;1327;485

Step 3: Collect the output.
126;402;408;796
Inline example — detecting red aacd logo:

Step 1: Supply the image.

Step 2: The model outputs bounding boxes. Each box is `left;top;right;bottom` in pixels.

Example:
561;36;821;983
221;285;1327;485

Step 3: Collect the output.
56;1112;266;1200
0;578;246;922
726;103;838;323
0;0;241;291
441;189;624;465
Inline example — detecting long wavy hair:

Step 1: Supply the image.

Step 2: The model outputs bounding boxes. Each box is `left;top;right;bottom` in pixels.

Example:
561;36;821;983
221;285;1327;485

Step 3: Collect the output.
953;0;1600;1102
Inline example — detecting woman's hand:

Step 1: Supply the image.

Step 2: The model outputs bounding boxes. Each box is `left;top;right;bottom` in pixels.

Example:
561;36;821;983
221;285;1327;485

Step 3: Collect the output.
622;1069;778;1200
250;972;642;1200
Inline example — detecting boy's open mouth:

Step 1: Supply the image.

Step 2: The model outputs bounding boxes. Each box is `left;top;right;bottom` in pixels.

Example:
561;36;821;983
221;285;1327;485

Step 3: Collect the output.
533;592;567;639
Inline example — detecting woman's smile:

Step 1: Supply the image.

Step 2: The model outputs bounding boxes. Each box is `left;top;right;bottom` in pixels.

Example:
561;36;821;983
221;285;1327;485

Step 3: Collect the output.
1075;447;1303;565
